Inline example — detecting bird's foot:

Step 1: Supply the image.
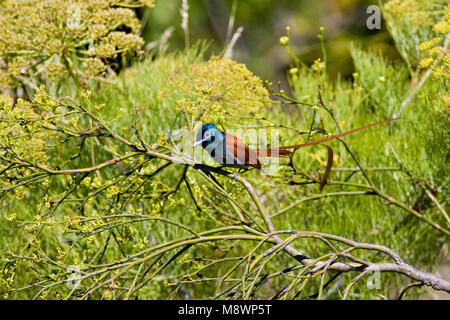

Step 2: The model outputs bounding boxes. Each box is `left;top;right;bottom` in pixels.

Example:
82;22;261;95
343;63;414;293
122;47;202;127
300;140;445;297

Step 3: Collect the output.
233;172;240;181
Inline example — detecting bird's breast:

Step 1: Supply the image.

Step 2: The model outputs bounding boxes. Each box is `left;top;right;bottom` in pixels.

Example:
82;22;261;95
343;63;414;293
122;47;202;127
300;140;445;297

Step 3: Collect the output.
205;140;247;168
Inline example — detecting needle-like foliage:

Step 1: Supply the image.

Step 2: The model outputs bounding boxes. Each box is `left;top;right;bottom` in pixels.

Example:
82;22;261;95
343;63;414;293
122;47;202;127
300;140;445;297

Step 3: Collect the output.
0;0;448;300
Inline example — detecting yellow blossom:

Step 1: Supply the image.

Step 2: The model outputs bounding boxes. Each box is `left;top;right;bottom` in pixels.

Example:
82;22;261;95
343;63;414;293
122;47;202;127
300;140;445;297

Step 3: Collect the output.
419;37;442;51
443;53;450;64
419;57;433;68
433;21;450;34
279;36;289;46
311;58;326;73
171;56;270;123
428;46;443;56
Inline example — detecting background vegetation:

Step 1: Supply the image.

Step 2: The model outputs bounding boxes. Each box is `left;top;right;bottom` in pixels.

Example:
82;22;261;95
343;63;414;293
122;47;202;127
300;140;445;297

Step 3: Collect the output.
0;0;448;299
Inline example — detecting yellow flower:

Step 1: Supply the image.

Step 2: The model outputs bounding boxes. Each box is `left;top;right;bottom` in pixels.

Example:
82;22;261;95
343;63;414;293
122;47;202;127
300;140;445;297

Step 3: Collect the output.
443;53;450;64
311;58;326;73
428;46;443;56
80;90;92;99
279;36;289;46
419;57;433;68
171;56;270;123
419;37;442;51
44;60;65;77
94;43;116;58
83;58;106;76
90;24;109;40
108;31;144;50
433;21;450;34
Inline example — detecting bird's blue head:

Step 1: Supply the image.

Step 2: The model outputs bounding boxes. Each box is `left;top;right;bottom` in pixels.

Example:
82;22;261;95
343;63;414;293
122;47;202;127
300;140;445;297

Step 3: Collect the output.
192;123;224;149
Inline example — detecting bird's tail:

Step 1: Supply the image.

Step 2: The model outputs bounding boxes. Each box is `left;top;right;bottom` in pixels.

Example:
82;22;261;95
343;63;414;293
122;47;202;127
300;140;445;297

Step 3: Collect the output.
256;118;397;155
256;149;293;157
254;118;398;191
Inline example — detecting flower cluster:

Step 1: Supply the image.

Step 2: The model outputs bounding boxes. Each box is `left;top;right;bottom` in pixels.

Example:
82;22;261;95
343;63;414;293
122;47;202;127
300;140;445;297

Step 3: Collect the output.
0;0;155;88
418;15;450;77
311;58;326;73
383;0;448;69
0;93;51;165
171;56;270;123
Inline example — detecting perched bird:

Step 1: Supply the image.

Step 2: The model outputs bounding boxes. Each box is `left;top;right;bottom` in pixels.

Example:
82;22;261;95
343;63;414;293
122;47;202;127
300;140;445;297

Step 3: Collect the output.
193;118;396;189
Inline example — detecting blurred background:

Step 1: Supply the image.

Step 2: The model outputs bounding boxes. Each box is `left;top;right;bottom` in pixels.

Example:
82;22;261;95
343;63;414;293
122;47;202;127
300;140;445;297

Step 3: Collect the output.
139;0;401;88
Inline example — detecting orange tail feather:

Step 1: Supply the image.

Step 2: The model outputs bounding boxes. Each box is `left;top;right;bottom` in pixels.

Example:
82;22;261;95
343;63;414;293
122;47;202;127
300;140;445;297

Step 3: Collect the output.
254;118;397;192
255;118;397;156
255;149;293;157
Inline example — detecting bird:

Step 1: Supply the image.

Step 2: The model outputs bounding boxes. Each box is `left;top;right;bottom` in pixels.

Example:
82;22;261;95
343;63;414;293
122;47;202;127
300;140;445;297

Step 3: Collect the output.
193;118;397;189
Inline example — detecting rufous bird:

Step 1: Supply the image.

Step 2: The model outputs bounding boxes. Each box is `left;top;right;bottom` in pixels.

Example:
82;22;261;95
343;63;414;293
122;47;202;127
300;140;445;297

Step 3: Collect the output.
193;118;396;190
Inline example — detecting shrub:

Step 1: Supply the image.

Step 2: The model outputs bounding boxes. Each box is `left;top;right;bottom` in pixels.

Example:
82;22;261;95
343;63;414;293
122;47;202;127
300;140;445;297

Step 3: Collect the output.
0;0;448;300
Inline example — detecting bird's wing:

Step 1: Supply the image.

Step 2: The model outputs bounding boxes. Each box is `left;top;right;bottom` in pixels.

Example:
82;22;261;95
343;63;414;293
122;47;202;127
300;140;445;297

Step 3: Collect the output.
225;133;261;169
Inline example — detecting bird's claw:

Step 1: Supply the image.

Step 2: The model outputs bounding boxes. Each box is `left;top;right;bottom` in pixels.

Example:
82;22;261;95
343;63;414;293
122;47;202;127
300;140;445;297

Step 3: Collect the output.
233;172;240;181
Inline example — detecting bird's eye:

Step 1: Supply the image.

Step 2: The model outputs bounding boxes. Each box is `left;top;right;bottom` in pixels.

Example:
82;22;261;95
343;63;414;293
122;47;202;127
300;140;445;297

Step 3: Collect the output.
204;131;211;139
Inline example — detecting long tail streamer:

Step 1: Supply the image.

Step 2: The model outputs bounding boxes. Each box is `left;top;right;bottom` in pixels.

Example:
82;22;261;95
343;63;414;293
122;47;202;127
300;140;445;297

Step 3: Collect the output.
256;118;397;191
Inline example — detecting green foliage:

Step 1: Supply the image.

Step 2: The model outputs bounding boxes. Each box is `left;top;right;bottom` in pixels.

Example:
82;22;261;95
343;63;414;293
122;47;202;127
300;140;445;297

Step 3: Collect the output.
0;0;448;301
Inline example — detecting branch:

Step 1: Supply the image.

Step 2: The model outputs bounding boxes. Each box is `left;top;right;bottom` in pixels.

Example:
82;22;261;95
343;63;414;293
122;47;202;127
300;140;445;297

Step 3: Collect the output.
230;174;450;294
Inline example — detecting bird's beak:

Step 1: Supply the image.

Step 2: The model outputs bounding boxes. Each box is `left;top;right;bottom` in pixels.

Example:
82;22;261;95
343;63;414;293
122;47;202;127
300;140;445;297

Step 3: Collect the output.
192;139;205;147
